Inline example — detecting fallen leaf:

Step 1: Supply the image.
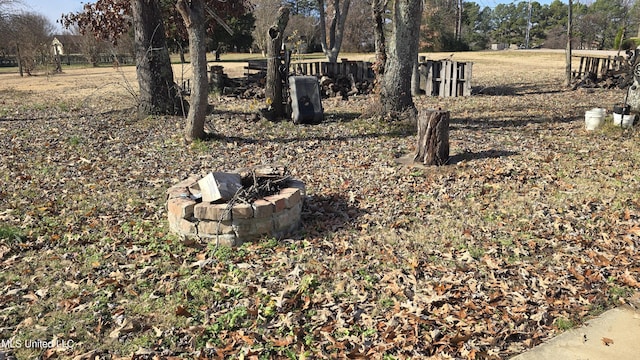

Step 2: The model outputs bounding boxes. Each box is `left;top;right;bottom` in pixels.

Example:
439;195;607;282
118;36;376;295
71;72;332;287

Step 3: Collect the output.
271;335;294;347
175;305;193;317
620;270;640;288
22;293;39;302
64;281;80;289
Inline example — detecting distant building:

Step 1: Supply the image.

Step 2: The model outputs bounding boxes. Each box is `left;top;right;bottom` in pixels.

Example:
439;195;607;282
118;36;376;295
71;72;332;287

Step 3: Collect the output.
52;37;64;55
50;35;83;55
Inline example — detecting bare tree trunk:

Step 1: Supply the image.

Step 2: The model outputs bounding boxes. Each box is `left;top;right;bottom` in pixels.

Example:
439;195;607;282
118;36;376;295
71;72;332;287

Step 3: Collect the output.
265;7;290;121
16;42;23;77
177;0;209;142
565;0;572;87
372;0;387;96
317;0;351;63
414;109;450;166
132;0;185;117
381;0;423;115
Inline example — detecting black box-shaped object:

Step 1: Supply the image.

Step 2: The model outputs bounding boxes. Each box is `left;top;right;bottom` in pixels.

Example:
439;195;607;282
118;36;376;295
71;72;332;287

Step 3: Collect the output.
289;75;323;124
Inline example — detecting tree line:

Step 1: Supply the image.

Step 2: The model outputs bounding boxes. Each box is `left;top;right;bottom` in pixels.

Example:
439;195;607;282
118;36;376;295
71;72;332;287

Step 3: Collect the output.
272;0;640;53
2;0;638;72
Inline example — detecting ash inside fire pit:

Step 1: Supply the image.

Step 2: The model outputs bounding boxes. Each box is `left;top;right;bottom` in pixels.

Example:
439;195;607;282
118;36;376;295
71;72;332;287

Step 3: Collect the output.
166;165;305;247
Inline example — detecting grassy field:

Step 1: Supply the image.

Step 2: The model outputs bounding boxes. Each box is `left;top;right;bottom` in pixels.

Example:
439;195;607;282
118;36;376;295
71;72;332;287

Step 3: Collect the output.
0;50;639;359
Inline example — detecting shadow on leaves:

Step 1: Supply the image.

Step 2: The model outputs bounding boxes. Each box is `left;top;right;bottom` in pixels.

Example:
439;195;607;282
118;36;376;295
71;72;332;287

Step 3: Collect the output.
293;194;366;238
448;149;519;164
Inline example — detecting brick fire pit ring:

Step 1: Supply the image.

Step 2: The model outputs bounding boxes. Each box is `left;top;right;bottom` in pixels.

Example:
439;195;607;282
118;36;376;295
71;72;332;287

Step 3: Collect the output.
166;175;305;246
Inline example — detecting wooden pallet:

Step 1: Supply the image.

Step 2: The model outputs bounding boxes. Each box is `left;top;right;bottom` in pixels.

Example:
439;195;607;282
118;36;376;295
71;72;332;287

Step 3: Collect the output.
290;60;374;82
572;54;624;80
244;59;268;77
418;60;473;97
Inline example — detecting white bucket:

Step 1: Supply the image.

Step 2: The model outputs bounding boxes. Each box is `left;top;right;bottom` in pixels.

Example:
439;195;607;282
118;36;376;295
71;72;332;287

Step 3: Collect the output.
621;114;635;128
613;113;635;128
613;112;623;126
585;108;605;130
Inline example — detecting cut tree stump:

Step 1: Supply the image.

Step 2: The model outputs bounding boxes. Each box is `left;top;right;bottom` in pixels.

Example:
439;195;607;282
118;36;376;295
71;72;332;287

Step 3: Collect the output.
414;109;450;166
264;7;290;120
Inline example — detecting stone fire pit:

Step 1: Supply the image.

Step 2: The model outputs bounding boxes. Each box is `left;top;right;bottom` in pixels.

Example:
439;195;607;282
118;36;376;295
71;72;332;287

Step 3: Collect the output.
166;170;305;247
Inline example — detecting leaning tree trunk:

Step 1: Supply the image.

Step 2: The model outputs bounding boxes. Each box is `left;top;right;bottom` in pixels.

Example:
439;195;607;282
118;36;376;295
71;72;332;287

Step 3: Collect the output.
381;0;423;115
265;7;290;121
132;0;184;117
177;0;209;142
414;109;449;166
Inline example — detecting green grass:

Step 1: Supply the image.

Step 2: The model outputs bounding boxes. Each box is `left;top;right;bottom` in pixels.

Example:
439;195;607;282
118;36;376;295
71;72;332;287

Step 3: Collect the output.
189;138;209;153
554;317;576;331
68;135;82;146
0;225;24;245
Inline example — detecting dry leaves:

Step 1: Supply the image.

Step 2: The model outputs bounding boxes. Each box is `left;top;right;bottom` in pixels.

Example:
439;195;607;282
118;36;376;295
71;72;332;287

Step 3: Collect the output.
1;51;639;358
602;337;614;346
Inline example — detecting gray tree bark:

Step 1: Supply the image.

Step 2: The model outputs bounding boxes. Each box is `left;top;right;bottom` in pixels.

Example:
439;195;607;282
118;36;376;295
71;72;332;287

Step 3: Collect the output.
177;0;209;142
381;0;423;115
132;0;184;117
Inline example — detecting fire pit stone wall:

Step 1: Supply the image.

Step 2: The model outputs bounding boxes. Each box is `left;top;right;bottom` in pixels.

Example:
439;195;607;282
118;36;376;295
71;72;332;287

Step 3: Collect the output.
166;175;305;246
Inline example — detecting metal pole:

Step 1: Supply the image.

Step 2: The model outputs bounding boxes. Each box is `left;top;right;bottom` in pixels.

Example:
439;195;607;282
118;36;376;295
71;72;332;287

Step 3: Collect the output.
525;0;532;49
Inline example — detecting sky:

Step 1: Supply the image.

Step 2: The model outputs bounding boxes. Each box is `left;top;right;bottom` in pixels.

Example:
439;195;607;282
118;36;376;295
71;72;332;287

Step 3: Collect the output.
19;0;86;32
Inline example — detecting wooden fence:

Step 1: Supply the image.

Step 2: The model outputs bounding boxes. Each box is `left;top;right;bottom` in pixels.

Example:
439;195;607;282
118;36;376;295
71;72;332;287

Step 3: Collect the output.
418;60;473;97
572;54;624;80
289;59;374;82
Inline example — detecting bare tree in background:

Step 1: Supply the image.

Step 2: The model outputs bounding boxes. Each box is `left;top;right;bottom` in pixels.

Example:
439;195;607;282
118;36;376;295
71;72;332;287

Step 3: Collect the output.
341;0;374;52
0;0;20;14
317;0;350;62
74;27;109;67
7;12;54;76
286;12;318;55
250;0;284;55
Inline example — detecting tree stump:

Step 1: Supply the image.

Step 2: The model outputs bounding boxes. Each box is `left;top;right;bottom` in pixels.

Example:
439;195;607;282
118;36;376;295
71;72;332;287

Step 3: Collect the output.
265;7;290;120
414;109;450;166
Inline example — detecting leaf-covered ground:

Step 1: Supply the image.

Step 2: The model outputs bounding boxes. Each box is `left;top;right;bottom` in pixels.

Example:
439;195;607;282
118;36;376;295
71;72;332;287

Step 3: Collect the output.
1;51;639;359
